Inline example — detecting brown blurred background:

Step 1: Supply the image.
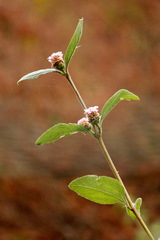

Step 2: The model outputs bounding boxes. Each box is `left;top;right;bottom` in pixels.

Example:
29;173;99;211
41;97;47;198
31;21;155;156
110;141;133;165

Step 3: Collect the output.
0;0;160;239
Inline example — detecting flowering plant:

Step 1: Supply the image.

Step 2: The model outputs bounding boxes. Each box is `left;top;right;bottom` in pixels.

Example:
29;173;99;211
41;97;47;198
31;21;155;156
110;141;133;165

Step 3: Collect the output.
17;18;156;240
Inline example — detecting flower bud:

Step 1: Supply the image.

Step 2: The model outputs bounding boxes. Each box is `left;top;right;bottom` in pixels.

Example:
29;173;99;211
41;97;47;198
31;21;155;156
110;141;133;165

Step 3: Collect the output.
47;51;65;71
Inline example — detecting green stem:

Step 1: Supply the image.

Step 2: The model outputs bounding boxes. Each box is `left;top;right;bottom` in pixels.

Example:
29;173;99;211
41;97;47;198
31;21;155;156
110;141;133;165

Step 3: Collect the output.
98;136;155;240
65;72;87;110
65;72;154;240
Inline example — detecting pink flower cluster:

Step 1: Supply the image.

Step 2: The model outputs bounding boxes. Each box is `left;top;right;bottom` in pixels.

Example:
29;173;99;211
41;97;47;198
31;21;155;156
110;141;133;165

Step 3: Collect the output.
84;106;99;115
47;51;63;63
47;51;64;70
77;106;100;128
77;117;89;126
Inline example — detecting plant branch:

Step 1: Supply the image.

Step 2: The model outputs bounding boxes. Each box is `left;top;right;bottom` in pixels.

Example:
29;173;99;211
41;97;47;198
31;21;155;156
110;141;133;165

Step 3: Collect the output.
65;72;154;240
65;72;87;110
98;136;155;240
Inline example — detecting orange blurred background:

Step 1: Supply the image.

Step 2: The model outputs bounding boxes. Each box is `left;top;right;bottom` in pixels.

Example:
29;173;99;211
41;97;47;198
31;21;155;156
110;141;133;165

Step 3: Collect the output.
0;0;160;239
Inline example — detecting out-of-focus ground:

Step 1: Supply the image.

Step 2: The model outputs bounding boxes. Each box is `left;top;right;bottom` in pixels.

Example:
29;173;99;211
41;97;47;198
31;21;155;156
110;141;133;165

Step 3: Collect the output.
0;0;160;239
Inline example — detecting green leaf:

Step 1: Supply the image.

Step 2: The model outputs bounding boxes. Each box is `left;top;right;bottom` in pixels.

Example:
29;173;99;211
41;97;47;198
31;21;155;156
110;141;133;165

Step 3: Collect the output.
126;197;142;220
36;123;92;145
69;175;127;205
100;89;140;125
64;18;83;70
135;197;142;214
17;68;63;85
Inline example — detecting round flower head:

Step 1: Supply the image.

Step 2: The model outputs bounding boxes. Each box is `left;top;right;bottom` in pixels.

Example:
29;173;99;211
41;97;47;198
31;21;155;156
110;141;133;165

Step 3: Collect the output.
47;51;65;71
84;106;100;125
84;106;99;115
77;117;91;129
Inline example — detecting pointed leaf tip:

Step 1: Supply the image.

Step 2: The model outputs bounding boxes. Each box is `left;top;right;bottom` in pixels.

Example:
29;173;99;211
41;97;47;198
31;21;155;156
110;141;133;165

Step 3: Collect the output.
64;18;83;70
17;68;62;85
35;123;92;146
100;89;140;124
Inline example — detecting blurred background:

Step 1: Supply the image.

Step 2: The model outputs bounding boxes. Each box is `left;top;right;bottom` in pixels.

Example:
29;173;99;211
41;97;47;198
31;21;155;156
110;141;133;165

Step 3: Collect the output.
0;0;160;239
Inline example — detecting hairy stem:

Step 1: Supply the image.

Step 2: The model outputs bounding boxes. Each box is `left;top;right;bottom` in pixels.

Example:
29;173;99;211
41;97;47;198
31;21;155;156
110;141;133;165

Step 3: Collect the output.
66;72;87;110
98;136;155;240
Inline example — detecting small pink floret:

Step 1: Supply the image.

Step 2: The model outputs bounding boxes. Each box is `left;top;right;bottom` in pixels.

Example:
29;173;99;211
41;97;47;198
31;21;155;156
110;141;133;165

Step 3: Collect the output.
84;106;99;115
77;117;89;125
